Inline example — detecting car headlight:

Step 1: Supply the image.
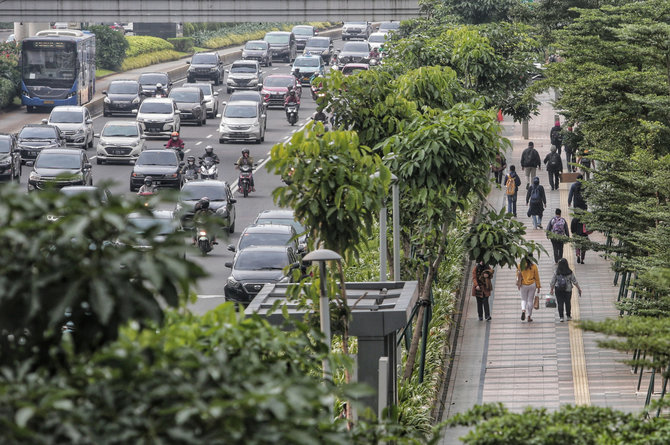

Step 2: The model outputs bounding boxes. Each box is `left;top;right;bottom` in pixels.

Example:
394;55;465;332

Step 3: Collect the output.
132;97;140;104
251;121;259;127
227;79;234;84
279;276;290;283
74;128;84;135
99;140;109;146
103;97;110;104
29;171;40;181
175;203;182;213
227;276;242;288
0;158;11;165
193;106;201;112
210;67;218;72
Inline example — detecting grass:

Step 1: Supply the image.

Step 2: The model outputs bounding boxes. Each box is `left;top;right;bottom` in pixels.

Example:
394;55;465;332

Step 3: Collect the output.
192;46;210;53
96;68;116;78
121;50;188;71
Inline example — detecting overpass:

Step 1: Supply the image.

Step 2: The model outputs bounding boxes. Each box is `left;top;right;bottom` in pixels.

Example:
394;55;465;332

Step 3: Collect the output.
1;0;420;22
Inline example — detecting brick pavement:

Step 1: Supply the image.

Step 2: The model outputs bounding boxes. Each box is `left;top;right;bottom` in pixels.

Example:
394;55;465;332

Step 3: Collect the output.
439;91;648;444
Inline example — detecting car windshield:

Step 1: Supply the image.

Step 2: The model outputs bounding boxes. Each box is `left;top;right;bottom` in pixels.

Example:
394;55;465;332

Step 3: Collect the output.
224;104;257;118
230;92;260;103
139;102;173;114
102;124;138;138
343;42;369;52
191;54;218;64
306;38;329;48
255;217;305;234
128;217;175;235
137;151;176;166
294;58;320;67
230;64;257;73
139;74;168;85
369;34;386;43
49;111;83;123
20;127;57;139
264;33;289;44
234;250;290;271
192;84;213;96
263;76;293;88
379;22;400;31
343;66;368;75
170;90;199;102
292;26;313;36
346;22;367;25
180;184;228;201
108;82;139;94
35;153;79;169
0;139;10;153
238;232;292;250
245;41;267;50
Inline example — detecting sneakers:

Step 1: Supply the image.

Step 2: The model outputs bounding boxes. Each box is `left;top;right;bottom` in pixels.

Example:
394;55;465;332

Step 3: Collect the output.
538;225;543;229
527;316;533;322
479;316;483;321
559;317;564;322
567;316;572;321
486;316;492;321
521;311;526;321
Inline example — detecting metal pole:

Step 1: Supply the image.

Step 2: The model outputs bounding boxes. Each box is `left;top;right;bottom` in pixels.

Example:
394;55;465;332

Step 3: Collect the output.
392;181;400;281
379;203;387;282
318;260;332;380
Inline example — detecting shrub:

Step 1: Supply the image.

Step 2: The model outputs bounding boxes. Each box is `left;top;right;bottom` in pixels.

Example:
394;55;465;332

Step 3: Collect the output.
125;35;174;57
86;24;128;70
0;42;20;109
121;49;184;71
0;78;17;108
167;37;194;53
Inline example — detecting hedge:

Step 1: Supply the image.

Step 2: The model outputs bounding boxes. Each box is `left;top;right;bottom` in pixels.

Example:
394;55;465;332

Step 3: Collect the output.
167;37;194;53
121;49;184;71
125;35;174;58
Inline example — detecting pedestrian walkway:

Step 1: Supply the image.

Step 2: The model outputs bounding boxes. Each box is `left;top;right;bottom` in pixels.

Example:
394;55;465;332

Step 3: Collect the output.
439;92;647;444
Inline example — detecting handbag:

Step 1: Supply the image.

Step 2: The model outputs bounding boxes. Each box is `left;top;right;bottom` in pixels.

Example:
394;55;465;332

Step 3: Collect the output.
533;294;540;310
545;294;557;308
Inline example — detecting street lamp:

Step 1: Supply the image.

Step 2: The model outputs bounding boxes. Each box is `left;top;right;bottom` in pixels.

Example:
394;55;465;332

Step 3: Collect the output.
372;172;399;281
302;248;343;380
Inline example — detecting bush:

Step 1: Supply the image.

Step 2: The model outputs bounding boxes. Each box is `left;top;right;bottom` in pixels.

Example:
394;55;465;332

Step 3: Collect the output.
0;78;17;109
125;35;174;57
86;25;128;71
167;37;194;53
121;49;184;71
0;42;20;109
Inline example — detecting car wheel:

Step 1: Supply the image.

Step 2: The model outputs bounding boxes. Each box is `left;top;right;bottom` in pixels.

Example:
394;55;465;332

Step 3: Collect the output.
269;58;273;67
103;110;110;117
260;132;265;142
26;106;34;113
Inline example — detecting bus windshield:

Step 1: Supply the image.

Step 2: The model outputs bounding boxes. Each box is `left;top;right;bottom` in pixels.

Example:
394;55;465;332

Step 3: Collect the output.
21;41;77;87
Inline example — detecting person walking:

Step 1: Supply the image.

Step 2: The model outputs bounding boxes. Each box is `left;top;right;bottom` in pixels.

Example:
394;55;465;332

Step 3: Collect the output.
577;148;593;181
570;216;591;264
562;125;582;172
550;119;563;155
517;256;541;323
568;174;587;210
505;165;522;217
546;208;570;263
543;145;563;190
491;152;507;186
525;176;546;229
472;261;494;321
549;258;582;322
520;142;541;189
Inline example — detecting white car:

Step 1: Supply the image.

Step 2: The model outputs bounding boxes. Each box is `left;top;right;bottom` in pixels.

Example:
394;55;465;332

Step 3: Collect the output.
218;100;266;144
134;98;181;138
368;32;387;50
190;82;220;118
95;121;146;165
46;106;94;149
342;21;372;41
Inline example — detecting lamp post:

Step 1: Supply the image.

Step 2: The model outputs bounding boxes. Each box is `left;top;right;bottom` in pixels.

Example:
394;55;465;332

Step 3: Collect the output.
302;248;343;380
372;172;399;281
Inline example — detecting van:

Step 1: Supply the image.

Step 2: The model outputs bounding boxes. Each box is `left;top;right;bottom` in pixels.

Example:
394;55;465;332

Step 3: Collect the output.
263;31;297;63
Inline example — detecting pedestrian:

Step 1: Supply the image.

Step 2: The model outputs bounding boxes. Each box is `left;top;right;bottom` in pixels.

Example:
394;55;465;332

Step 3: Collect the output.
577;148;593;181
505;165;522;217
570;216;591;264
526;176;546;229
516;256;541;323
549;258;582;322
568;174;587;210
543;145;563;190
491;152;507;186
563;125;582;172
472;260;494;321
546;208;570;263
520;142;541;189
550;119;563;155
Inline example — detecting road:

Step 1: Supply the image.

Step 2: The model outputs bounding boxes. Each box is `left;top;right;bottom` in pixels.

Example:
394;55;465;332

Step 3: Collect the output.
1;46;340;314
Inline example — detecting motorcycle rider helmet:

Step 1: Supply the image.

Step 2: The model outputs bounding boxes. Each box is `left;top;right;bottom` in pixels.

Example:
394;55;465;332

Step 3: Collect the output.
171;131;179;140
197;197;210;210
186;155;195;165
205;145;214;156
156;82;163;89
242;148;250;156
144;176;153;186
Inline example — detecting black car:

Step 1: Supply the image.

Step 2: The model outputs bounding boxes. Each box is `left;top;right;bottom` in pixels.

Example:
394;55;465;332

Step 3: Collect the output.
224;245;301;307
17;124;66;165
303;36;333;63
0;133;21;182
338;41;371;66
168;87;207;125
103;80;143;117
130;149;183;191
242;40;272;67
138;72;172;97
176;180;236;232
227;224;299;254
186;52;224;85
28;149;93;192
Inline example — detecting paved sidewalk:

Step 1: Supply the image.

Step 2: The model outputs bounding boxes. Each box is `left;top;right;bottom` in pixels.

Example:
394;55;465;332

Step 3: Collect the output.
440;92;647;444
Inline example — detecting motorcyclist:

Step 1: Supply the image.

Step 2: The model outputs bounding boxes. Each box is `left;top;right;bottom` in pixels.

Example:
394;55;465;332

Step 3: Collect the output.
166;131;185;160
369;47;380;60
181;155;198;177
284;87;300;110
235;148;255;192
137;176;155;195
313;108;327;123
155;83;166;97
200;145;220;164
192;197;217;244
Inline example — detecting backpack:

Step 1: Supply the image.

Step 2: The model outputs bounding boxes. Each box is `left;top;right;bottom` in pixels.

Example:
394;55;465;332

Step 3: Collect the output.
555;273;568;291
505;174;517;195
520;149;531;167
551;217;566;235
548;153;561;170
529;185;542;203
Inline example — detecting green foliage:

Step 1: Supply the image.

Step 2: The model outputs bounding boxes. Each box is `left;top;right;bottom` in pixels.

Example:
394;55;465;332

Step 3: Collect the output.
125;35;174;57
0;184;204;368
167;37;195;53
0;42;20;109
437;0;524;24
85;25;129;70
121;49;185;71
267;123;390;259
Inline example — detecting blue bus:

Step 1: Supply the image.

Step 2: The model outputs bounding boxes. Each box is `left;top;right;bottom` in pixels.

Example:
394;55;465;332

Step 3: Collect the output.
20;29;96;112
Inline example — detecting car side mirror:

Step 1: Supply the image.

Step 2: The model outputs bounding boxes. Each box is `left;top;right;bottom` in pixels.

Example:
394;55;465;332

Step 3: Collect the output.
131;109;138;114
227;244;236;252
94;133;100;138
84;163;92;170
102;90;107;95
175;110;181;114
261;114;266;119
224;262;233;268
213;91;219;96
86;119;93;124
186;61;190;64
41;118;48;124
225;69;229;73
229;198;236;203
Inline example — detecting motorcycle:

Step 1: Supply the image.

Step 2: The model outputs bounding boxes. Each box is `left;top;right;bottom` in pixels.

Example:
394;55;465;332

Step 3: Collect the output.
137;190;156;208
195;228;213;255
182;166;199;184
199;156;219;180
164;143;185;161
285;104;299;126
236;163;256;197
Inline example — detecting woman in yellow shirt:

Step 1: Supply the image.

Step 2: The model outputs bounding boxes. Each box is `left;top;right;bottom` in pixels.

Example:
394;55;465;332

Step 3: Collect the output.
517;256;541;322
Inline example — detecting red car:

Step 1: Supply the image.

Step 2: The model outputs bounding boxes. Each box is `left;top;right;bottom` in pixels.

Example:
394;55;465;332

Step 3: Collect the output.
261;74;301;108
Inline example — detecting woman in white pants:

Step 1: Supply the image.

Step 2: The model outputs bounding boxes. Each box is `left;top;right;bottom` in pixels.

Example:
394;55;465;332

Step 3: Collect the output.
517;256;542;322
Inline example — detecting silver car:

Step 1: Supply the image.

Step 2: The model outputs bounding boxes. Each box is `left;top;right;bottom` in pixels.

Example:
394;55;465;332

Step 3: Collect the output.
226;60;264;94
46;106;94;149
342;21;372;41
189;82;220;118
134;98;181;138
95;121;146;165
218;100;266;144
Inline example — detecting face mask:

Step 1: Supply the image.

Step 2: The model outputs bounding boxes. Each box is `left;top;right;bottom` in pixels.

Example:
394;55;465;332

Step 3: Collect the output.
172;137;177;140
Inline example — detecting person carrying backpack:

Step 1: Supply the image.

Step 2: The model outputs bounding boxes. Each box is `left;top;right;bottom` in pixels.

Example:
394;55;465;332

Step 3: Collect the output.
550;120;563;155
520;142;541;189
568;174;587;210
505;165;522;217
525;176;546;229
549;258;582;322
491;152;507;186
577;148;594;180
546;208;570;263
543;145;563;190
472;260;494;321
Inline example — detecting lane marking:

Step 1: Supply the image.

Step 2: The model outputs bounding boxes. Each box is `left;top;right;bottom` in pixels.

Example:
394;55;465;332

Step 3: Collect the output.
195;141;202;146
206;134;212;138
198;294;226;299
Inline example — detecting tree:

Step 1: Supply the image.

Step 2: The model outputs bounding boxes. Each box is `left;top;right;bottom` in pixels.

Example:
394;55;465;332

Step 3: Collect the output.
431;0;524;24
86;25;129;70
